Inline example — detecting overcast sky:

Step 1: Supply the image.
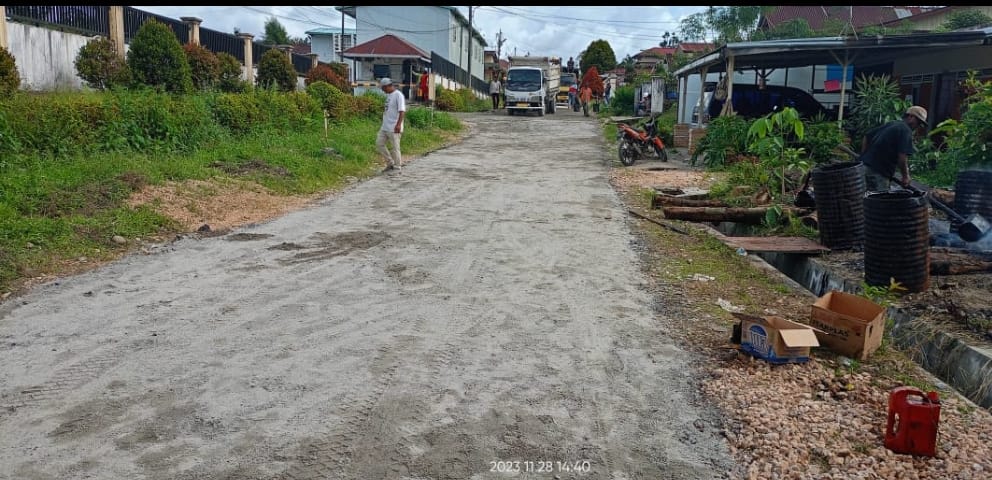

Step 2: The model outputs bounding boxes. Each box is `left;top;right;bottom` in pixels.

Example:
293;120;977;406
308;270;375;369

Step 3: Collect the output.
139;6;710;62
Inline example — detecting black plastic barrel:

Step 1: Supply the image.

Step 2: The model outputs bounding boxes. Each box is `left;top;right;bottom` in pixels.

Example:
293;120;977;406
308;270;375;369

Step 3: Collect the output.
954;168;992;225
811;161;865;250
863;190;930;293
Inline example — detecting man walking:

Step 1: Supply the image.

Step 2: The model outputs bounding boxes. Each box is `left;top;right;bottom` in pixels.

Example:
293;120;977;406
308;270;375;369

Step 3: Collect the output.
377;77;406;173
490;75;502;111
579;84;593;117
859;105;927;191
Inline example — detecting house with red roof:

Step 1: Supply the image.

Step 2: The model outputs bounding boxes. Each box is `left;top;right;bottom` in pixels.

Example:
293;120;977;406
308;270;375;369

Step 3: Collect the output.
336;6;488;99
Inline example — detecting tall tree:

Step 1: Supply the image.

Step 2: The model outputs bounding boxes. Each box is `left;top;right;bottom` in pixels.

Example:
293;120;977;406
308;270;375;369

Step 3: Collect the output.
578;39;617;77
262;16;291;45
680;6;773;45
943;9;992;30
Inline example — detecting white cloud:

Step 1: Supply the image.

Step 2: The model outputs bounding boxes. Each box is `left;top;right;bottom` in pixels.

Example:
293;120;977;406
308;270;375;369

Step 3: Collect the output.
139;6;709;61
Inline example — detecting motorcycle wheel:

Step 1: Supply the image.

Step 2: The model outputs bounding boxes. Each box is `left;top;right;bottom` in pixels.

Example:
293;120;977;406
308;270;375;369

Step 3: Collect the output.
654;144;668;162
618;140;636;166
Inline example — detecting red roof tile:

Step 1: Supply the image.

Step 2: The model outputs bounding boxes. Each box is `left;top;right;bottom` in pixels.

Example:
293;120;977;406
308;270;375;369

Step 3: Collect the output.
291;43;311;55
761;6;928;31
636;47;677;58
342;34;429;59
677;42;714;53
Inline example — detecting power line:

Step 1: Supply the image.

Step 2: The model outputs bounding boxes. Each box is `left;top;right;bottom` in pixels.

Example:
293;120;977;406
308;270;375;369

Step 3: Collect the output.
486;6;685;25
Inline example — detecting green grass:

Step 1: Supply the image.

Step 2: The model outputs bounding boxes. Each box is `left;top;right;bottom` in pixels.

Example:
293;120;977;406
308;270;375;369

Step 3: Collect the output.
0;105;462;292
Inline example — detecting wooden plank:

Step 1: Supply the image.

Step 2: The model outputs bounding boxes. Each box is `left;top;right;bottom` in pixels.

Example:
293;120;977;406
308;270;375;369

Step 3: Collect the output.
718;236;830;254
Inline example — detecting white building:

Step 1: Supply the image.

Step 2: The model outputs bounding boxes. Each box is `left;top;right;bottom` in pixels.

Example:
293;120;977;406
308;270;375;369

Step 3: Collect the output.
335;6;487;93
306;27;356;65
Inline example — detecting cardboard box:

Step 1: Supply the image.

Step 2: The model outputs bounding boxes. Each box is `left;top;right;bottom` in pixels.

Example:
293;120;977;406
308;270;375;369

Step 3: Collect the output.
809;290;886;360
735;313;820;364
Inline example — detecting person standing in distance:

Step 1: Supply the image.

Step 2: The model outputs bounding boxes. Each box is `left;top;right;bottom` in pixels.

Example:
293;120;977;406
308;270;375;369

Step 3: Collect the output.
377;77;406;173
489;75;502;111
859;105;927;191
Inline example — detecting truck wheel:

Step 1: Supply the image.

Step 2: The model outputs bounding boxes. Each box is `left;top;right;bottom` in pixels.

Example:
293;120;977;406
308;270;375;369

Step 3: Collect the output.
550;101;556;114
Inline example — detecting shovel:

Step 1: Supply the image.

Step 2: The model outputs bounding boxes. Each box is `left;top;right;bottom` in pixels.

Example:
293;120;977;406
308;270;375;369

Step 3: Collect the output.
836;143;991;242
900;182;990;242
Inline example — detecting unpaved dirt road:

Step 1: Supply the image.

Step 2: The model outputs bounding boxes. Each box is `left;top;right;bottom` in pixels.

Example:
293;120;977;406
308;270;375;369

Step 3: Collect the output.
0;108;736;479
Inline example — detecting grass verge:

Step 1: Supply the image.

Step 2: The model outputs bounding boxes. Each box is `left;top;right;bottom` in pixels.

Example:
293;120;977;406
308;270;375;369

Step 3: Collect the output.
0;108;463;294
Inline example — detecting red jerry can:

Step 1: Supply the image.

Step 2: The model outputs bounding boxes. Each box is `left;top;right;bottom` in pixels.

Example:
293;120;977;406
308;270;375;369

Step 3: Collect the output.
884;386;941;457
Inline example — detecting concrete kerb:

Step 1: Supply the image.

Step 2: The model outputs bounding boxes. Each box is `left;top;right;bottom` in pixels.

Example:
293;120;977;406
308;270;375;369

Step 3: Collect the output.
669;220;992;410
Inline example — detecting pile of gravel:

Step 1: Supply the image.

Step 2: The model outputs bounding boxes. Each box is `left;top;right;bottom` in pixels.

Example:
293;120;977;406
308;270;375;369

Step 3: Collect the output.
702;354;992;480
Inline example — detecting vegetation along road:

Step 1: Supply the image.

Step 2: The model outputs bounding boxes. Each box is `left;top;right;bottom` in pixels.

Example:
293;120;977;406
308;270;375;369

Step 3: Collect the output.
0;109;737;479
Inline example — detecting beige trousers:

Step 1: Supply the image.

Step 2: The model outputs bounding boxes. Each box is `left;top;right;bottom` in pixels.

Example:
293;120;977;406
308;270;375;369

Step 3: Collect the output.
376;130;402;167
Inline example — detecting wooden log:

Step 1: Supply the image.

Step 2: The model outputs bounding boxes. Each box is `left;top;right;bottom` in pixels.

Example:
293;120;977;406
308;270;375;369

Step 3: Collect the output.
661;206;812;224
930;259;992;275
651;195;728;209
930;251;992;275
800;212;818;229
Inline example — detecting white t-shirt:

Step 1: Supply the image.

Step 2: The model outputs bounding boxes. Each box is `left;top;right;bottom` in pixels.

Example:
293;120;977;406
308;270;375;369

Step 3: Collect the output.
490;80;501;94
381;89;406;133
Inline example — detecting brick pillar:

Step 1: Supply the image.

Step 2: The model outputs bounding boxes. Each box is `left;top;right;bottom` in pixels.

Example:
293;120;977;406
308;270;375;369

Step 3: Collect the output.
307;53;319;69
180;16;202;45
0;6;8;50
237;33;255;85
109;6;125;58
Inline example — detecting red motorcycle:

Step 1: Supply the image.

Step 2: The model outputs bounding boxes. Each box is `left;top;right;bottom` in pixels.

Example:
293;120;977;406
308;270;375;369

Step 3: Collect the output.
616;117;667;166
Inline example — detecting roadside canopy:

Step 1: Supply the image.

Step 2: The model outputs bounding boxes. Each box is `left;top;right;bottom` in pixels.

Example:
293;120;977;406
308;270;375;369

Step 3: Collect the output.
674;29;992;122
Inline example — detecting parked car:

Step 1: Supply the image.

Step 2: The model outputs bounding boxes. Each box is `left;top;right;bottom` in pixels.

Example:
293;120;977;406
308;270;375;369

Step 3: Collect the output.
706;84;834;121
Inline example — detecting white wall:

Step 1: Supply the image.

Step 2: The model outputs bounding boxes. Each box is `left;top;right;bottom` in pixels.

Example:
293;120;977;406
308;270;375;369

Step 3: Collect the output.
7;22;91;91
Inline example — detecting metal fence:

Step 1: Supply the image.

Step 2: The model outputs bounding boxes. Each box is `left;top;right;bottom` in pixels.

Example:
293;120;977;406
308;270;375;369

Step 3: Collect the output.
431;52;486;93
7;5;316;76
123;7;188;44
5;5;110;37
199;25;243;61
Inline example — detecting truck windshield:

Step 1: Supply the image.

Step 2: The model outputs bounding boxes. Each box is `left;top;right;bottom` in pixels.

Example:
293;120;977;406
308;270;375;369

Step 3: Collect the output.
507;69;542;91
560;74;576;87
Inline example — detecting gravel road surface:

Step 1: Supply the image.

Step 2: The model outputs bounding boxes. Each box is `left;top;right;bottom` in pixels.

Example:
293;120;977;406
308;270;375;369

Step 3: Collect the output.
0;109;736;479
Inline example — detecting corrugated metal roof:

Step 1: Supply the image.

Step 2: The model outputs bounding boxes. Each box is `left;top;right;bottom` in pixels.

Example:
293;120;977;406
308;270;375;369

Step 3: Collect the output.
306;27;357;36
674;29;992;77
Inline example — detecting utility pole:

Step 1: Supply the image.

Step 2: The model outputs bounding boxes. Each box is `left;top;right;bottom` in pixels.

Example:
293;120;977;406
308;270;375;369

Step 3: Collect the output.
467;6;474;86
495;29;506;73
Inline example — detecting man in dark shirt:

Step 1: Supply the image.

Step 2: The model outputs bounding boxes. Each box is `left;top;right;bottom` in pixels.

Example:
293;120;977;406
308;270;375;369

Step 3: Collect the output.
859;106;927;191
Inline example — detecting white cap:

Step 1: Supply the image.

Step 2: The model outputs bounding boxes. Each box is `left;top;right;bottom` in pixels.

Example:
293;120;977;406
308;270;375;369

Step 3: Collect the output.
379;77;393;87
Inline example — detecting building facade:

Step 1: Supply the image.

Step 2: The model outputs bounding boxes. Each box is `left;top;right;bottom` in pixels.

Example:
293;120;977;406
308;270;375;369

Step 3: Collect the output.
306;27;356;66
336;6;486;88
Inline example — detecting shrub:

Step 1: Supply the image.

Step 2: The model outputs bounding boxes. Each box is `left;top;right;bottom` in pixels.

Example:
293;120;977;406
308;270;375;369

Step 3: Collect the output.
0;91;222;157
405;106;460;131
799;118;848;164
690;114;751;168
216;52;248;93
74;37;131;91
126;19;193;94
183;43;221;91
305;64;351;93
848;74;910;147
0;46;21;97
256;48;297;92
306;80;348;119
609;85;636;116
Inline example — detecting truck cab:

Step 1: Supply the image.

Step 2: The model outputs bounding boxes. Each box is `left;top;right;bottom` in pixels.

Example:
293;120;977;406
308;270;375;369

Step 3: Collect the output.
505;56;559;116
558;72;577;106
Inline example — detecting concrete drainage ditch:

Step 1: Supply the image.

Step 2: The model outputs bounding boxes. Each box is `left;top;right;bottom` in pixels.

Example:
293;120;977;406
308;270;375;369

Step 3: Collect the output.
710;221;992;410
